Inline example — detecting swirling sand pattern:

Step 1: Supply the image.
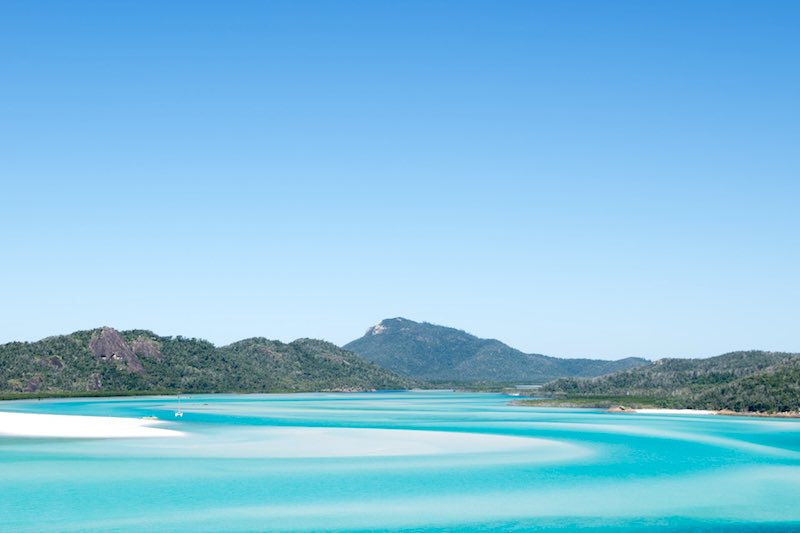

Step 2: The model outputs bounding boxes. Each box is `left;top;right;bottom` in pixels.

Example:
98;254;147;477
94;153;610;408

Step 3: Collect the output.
1;392;799;532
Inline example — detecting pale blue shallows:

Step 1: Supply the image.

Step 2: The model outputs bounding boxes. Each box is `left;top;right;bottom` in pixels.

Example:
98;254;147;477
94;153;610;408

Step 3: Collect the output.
1;392;800;532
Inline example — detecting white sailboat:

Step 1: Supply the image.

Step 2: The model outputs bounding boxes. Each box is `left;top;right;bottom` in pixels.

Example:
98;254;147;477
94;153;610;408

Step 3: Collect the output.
174;395;184;417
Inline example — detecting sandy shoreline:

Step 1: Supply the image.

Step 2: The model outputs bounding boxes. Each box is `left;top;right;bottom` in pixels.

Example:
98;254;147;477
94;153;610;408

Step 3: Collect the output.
514;401;800;419
631;408;717;415
609;408;800;418
0;411;185;438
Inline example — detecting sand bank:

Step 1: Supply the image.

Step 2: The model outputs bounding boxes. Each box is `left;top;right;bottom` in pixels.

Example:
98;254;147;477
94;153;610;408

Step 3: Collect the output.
211;427;578;458
116;426;590;460
0;411;184;438
631;408;717;415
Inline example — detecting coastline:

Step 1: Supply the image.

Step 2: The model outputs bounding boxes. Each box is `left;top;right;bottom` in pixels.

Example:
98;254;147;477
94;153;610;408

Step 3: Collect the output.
0;411;185;438
624;408;718;415
511;400;800;419
716;409;800;419
0;388;419;402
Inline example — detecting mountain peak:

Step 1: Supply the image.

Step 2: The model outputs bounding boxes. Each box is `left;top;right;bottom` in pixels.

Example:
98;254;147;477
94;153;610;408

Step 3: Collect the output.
368;324;387;336
345;319;648;383
366;317;417;336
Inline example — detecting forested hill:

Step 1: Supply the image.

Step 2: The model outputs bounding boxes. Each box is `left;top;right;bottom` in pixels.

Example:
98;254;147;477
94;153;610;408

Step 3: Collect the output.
344;318;648;384
0;327;414;397
542;351;800;412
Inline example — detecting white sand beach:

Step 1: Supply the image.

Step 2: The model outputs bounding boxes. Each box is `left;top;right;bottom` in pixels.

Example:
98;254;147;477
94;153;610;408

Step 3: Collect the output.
633;409;718;415
0;411;185;438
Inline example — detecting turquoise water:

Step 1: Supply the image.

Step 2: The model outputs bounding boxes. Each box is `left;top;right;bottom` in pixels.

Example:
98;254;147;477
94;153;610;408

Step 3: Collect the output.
1;392;800;532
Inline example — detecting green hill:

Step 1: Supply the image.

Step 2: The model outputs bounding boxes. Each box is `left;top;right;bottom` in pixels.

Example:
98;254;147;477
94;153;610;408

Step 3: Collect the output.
541;350;800;412
0;327;413;397
344;318;648;384
694;356;800;412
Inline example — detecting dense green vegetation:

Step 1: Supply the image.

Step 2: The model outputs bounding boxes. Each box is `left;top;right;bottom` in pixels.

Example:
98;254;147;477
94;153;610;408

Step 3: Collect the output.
513;395;669;409
693;356;800;412
0;327;414;397
541;351;800;412
215;337;416;392
5;323;797;413
344;318;648;383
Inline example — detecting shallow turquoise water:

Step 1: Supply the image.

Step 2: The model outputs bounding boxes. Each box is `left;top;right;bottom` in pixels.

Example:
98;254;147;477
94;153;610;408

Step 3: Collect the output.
1;392;800;532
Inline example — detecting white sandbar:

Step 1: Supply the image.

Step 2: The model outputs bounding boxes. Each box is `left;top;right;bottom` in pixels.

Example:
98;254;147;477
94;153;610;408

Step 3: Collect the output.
634;409;717;415
0;411;184;438
144;426;589;460
234;427;564;457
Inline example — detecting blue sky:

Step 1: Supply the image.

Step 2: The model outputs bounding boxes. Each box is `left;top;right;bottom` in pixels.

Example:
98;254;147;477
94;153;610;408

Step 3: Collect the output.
1;1;798;359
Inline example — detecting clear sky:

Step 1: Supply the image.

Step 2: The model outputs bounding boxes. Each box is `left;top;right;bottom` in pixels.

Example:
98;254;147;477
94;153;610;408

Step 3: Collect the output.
1;1;798;359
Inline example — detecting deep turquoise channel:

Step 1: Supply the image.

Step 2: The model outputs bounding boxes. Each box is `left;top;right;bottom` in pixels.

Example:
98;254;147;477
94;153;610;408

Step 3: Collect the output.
1;391;799;532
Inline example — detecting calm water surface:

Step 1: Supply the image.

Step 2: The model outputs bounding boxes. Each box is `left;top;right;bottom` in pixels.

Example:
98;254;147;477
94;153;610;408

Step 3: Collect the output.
1;392;799;532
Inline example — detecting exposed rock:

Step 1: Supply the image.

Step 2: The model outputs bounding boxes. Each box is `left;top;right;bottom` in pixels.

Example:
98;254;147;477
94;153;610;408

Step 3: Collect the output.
607;405;636;413
24;376;42;392
89;327;144;373
131;337;162;360
48;356;64;369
